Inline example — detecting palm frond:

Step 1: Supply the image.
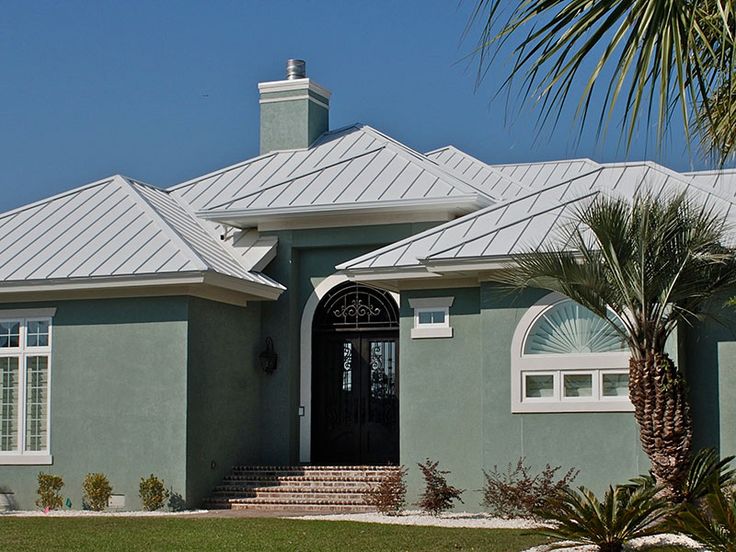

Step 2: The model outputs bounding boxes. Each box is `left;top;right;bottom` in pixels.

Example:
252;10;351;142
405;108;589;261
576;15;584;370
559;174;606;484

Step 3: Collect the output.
469;0;736;160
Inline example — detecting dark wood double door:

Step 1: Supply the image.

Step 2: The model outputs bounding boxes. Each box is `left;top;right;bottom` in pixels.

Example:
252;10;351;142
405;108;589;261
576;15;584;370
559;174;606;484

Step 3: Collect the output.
312;331;399;465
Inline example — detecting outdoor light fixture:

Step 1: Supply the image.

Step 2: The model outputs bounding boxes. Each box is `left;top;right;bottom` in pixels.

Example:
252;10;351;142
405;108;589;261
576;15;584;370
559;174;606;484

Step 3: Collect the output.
259;337;278;374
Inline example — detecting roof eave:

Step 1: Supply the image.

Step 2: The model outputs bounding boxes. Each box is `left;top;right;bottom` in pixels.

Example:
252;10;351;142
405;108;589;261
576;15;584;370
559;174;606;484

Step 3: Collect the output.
197;196;492;228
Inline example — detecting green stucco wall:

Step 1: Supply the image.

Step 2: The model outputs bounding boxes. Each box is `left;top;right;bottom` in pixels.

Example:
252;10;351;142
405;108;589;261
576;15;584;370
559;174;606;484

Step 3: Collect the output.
185;297;263;506
0;297;189;510
258;223;441;464
259;95;328;154
399;284;649;511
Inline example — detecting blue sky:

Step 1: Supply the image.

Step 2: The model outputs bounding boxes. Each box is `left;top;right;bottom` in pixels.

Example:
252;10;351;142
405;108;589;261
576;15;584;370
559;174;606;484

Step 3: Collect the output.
0;1;722;212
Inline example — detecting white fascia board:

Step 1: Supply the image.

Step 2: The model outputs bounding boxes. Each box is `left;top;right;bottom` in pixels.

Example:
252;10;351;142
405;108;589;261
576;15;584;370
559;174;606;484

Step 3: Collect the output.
258;78;332;100
198;196;490;228
347;269;442;282
0;272;284;301
423;258;515;273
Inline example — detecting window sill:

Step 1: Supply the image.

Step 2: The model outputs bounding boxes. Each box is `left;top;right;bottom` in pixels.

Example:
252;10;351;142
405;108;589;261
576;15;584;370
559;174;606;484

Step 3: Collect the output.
512;400;634;413
411;327;453;339
0;454;53;465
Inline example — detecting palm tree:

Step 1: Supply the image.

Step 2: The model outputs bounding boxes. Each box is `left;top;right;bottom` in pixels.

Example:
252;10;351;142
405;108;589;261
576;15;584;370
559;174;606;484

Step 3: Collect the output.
469;0;735;162
490;192;736;498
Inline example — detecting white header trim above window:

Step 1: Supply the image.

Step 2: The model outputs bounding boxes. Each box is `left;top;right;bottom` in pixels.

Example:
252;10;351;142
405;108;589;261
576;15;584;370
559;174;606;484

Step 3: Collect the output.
408;297;454;309
0;308;56;319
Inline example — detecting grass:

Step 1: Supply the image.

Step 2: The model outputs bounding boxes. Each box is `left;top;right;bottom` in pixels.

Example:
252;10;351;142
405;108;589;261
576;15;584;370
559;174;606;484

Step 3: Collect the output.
0;517;547;552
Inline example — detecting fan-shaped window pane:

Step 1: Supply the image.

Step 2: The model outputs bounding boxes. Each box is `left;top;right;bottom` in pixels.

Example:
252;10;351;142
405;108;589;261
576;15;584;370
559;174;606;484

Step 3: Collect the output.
524;300;626;355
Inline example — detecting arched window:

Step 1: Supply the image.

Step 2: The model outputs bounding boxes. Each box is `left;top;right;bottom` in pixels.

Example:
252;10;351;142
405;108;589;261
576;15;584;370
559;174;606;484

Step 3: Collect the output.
511;293;633;413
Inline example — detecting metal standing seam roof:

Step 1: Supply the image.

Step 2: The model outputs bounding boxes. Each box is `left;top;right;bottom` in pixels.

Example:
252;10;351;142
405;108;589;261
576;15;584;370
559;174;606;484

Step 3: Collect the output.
169;124;494;220
425;145;534;200
490;158;601;189
0;174;283;291
339;160;736;272
684;169;736;202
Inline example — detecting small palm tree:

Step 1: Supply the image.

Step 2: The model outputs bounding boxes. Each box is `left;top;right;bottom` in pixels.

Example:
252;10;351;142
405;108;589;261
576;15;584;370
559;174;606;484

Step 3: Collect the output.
491;192;736;497
672;487;736;551
538;484;671;552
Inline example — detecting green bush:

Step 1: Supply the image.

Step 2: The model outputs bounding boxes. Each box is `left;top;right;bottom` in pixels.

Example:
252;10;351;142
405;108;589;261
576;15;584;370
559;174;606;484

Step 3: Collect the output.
629;448;735;504
416;459;464;516
35;473;64;510
537;484;671;552
482;458;578;519
82;473;112;511
139;474;169;511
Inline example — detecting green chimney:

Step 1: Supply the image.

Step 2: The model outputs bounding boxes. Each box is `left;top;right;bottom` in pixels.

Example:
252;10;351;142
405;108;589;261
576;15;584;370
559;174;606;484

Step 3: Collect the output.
258;60;331;154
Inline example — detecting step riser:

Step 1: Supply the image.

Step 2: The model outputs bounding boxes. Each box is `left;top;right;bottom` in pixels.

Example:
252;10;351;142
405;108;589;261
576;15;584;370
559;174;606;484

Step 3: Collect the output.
206;465;395;512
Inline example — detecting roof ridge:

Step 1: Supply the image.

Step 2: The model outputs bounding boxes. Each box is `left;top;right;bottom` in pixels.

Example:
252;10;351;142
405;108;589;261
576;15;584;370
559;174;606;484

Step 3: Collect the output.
202;146;388;211
357;125;495;200
425;144;535;193
422;191;599;261
119;177;210;271
0;175;118;221
490;157;600;168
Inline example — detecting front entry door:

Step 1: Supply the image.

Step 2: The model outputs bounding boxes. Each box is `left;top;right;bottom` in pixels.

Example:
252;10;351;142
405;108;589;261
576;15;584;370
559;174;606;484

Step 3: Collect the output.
312;332;399;465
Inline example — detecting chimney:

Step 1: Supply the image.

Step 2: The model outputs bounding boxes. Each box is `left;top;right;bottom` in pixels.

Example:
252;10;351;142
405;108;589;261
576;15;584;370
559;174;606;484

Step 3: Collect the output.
258;59;331;154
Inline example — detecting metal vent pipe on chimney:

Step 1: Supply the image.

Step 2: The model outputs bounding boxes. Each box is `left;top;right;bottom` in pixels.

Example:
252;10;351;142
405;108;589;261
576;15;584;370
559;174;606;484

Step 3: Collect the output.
286;59;306;80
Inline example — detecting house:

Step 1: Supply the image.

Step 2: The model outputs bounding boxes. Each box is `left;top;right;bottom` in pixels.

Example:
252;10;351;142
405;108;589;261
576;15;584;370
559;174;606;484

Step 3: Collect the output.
1;60;735;511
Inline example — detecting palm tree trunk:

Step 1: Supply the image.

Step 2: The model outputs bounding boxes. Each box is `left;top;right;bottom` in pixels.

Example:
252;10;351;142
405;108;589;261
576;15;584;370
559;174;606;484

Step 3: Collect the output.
629;352;693;499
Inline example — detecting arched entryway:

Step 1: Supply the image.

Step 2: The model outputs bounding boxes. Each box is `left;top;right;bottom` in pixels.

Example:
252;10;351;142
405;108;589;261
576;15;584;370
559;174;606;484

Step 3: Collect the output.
311;282;399;465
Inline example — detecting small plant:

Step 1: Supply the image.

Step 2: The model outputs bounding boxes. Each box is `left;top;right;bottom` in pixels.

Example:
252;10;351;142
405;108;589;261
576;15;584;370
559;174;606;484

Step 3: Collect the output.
364;467;407;515
538;484;671;552
628;448;735;504
672;487;736;551
36;473;64;510
482;457;578;518
139;474;170;511
416;459;464;516
82;472;112;511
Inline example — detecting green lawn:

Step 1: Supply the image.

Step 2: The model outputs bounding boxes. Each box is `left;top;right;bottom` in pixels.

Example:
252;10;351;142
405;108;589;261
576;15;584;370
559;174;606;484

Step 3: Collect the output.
0;517;547;552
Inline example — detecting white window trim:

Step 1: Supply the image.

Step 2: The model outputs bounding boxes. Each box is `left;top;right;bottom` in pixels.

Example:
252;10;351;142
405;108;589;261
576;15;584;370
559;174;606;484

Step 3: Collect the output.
0;308;55;465
409;297;454;339
511;293;632;413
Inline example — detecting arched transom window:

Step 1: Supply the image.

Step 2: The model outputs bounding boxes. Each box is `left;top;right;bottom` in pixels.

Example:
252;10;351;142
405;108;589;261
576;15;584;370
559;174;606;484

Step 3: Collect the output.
511;293;633;413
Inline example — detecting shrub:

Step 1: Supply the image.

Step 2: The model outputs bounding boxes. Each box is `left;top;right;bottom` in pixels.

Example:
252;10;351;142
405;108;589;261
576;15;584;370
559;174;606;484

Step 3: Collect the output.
416;459;464;516
364;467;407;515
82;473;112;511
538;484;671;552
481;458;578;518
672;487;736;551
628;448;735;504
36;473;64;510
139;474;170;511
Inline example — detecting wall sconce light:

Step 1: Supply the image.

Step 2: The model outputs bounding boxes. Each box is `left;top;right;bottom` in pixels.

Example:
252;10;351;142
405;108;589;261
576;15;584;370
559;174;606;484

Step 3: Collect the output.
259;337;278;374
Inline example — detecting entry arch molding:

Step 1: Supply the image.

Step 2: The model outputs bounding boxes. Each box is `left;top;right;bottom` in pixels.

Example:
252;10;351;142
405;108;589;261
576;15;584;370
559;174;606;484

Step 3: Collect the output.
299;274;399;463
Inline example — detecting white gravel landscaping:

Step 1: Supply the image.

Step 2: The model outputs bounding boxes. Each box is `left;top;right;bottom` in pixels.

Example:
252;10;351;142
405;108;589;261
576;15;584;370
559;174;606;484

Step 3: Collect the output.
293;510;544;529
1;509;208;517
522;533;705;551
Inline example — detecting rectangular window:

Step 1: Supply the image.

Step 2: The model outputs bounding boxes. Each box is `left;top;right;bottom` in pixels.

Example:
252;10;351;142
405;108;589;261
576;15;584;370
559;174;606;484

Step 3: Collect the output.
563;373;593;398
524;373;556;399
0;313;53;464
409;297;454;339
602;372;629;398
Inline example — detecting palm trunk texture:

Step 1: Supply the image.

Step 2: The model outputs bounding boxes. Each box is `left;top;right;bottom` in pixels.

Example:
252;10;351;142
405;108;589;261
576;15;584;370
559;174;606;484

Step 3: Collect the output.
629;352;693;499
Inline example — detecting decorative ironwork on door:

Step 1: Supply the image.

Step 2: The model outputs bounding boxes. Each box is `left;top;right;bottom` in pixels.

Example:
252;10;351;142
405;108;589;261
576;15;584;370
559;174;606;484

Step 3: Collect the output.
314;282;399;331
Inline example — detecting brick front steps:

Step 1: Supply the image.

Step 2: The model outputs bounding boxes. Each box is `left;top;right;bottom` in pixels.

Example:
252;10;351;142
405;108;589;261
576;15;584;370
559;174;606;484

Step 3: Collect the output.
204;465;400;513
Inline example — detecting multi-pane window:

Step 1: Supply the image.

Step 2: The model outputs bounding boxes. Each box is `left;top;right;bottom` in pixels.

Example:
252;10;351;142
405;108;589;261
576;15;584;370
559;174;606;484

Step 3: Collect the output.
0;315;52;461
512;294;632;413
